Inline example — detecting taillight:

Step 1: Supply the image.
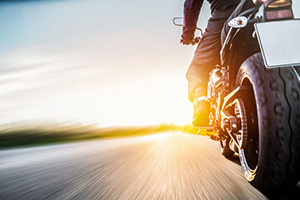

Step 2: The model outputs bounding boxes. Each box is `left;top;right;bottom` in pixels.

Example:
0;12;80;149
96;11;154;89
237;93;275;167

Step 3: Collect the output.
252;0;291;5
258;0;294;20
267;0;292;8
266;9;293;20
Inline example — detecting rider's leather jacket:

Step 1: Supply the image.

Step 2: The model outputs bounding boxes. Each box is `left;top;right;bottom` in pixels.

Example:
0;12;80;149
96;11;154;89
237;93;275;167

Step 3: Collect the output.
182;0;240;42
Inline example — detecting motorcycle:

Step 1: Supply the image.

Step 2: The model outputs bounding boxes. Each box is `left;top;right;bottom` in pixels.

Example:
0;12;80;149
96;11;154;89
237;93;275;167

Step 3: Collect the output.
173;0;300;194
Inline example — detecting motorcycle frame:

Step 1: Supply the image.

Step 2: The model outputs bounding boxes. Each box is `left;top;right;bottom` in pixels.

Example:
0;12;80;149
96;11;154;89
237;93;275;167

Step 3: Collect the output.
209;0;294;148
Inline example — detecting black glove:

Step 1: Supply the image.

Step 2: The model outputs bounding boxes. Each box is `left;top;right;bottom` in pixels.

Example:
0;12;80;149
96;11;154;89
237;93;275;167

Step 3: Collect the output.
180;32;194;45
180;36;200;45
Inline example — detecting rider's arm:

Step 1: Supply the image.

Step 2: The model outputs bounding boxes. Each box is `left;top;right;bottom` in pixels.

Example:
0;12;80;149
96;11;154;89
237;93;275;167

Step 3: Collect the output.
182;0;204;44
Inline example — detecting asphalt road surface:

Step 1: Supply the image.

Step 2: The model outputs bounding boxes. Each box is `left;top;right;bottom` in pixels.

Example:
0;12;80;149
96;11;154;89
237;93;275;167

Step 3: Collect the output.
0;132;299;200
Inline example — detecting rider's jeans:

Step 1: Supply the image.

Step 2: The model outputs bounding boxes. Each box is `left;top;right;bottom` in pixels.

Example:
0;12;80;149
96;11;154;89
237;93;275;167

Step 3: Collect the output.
186;7;236;102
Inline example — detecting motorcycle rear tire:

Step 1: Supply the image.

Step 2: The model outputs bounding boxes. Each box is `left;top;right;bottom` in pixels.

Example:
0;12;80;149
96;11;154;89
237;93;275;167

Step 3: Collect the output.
235;53;300;194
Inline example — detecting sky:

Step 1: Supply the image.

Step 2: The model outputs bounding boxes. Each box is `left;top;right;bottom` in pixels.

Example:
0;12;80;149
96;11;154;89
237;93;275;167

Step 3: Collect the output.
0;0;299;128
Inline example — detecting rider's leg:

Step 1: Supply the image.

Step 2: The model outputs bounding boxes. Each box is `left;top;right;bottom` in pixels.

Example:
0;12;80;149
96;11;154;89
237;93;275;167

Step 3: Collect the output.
186;61;215;126
186;8;236;126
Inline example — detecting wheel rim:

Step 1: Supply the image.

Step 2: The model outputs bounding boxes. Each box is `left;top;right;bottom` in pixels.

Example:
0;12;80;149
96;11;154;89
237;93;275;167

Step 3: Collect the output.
238;78;259;181
234;98;247;149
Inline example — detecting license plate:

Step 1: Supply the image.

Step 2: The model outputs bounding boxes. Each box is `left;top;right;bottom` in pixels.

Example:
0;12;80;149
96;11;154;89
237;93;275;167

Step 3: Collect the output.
254;20;300;68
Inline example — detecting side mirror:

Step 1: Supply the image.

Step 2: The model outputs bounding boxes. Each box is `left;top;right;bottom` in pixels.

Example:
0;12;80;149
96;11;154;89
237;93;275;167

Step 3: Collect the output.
173;17;184;26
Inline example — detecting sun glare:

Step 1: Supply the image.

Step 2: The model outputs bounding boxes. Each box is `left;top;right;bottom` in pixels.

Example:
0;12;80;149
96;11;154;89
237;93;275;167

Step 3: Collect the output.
54;71;192;127
0;0;196;128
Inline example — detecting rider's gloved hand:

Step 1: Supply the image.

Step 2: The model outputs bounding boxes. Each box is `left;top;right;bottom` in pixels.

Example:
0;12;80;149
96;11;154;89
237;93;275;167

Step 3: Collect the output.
180;35;200;45
180;33;194;45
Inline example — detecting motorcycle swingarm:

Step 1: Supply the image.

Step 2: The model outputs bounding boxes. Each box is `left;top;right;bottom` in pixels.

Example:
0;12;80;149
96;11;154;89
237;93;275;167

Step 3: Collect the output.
220;86;247;149
221;85;247;111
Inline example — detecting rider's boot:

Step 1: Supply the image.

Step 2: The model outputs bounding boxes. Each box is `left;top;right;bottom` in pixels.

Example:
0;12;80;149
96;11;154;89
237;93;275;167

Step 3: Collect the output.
192;88;210;127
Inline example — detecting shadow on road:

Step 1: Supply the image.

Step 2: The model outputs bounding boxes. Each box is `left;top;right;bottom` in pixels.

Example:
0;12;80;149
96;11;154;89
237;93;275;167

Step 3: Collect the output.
228;154;240;165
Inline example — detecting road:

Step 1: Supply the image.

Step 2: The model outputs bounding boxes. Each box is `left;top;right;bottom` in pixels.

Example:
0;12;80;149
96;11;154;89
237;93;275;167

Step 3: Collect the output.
0;132;299;200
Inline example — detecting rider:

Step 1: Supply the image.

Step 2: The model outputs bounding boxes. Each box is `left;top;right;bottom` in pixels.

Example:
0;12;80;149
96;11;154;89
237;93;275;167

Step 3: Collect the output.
181;0;240;126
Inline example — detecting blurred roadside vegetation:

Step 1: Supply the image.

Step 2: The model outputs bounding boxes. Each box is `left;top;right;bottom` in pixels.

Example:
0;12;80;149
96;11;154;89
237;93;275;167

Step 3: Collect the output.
0;123;205;149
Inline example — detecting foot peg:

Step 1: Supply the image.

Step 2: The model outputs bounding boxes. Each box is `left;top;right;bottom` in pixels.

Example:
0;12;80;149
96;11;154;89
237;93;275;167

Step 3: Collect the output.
197;126;219;141
209;134;220;141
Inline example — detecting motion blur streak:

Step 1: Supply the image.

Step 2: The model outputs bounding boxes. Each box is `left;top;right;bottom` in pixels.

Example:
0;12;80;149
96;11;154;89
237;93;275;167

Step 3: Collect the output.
0;133;269;200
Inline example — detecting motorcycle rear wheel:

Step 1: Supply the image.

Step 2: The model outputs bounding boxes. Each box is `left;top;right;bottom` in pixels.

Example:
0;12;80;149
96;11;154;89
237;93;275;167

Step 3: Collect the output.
235;53;300;194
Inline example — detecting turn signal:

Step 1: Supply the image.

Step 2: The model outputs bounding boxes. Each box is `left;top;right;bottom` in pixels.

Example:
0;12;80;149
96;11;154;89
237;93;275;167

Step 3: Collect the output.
228;16;248;28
